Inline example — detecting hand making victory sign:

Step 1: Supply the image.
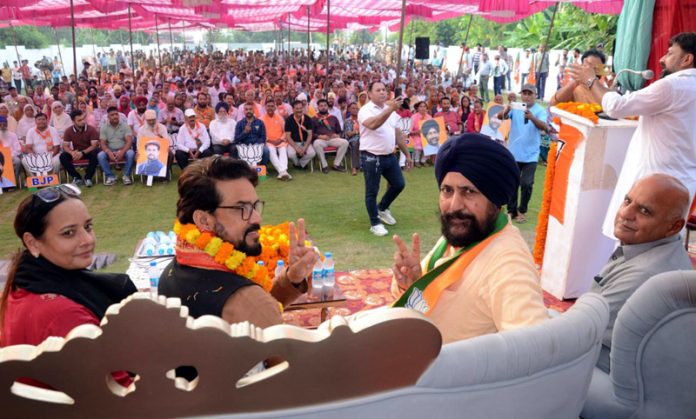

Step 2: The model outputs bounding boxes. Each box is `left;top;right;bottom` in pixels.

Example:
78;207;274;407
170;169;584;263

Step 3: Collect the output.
392;233;422;290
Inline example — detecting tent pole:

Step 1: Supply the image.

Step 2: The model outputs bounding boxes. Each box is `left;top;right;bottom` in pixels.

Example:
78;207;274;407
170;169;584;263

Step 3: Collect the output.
155;13;162;67
127;3;134;64
69;0;78;78
182;21;186;51
9;22;21;65
306;6;310;59
169;19;174;52
537;2;559;76
287;17;291;54
53;28;65;79
395;0;407;90
457;15;473;78
325;0;330;71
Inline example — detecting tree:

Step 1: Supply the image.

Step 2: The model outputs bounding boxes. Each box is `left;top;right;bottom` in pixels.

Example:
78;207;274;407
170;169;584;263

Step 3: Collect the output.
0;26;50;49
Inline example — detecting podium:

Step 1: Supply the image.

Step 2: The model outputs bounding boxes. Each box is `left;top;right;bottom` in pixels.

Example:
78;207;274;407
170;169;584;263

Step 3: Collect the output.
539;108;638;299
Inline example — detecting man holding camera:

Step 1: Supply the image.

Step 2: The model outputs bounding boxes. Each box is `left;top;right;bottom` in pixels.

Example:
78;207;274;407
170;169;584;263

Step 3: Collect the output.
497;84;548;223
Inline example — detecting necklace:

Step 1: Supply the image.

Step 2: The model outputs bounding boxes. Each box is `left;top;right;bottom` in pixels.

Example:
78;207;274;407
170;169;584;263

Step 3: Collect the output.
173;220;293;292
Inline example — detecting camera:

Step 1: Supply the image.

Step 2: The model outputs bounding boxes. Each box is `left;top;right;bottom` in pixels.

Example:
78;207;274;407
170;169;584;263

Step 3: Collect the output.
510;102;527;111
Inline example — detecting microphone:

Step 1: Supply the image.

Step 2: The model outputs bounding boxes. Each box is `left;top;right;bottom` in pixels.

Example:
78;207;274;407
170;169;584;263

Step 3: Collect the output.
614;68;654;82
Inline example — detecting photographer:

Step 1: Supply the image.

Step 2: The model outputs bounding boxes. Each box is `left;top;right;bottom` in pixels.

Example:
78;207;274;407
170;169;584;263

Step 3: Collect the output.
496;84;548;223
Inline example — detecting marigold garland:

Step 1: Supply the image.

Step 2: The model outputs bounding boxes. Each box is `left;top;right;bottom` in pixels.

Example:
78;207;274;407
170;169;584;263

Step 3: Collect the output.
533;140;558;268
173;220;297;293
555;101;602;124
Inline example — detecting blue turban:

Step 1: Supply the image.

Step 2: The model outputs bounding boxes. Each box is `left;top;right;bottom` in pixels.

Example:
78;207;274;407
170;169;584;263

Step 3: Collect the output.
215;102;229;113
434;134;520;207
0;116;6;123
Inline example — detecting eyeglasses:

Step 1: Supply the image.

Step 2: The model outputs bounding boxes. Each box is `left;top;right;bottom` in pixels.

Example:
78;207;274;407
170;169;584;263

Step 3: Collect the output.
216;200;264;221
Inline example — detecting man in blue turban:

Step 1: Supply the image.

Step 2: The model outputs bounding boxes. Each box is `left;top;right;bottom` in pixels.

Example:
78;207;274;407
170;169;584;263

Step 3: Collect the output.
391;134;548;344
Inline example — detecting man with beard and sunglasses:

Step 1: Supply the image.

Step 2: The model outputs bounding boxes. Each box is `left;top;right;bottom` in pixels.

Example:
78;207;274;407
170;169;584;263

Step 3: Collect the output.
568;32;696;239
158;156;316;327
390;134;548;343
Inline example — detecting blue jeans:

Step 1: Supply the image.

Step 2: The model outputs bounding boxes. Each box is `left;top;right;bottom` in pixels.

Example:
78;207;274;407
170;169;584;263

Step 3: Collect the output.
98;149;135;178
493;75;505;95
361;152;405;226
536;72;548;100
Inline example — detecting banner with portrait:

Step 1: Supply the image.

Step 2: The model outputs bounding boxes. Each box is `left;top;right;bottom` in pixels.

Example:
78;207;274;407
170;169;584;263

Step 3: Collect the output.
0;146;17;188
136;137;168;178
420;116;447;156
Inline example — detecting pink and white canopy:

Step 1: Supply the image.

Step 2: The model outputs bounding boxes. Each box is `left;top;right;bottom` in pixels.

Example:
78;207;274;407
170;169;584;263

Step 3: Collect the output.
1;0;623;32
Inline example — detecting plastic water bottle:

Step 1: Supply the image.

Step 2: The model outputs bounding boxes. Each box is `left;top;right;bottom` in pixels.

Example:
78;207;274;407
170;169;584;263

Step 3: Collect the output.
142;237;157;256
148;261;160;293
312;256;324;290
323;252;335;289
275;260;285;279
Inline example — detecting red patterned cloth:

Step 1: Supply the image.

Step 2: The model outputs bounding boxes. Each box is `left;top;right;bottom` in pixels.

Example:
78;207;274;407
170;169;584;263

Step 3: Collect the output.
283;269;574;328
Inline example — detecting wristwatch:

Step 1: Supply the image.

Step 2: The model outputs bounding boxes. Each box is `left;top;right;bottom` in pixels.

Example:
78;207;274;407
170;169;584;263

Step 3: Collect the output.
585;77;596;90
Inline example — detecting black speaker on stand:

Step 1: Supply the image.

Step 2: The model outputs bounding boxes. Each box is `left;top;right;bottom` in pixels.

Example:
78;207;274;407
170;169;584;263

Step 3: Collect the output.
415;37;430;60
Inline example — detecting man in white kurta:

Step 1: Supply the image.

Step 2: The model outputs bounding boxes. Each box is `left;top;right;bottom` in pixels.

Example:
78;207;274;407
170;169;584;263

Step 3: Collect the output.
569;32;696;238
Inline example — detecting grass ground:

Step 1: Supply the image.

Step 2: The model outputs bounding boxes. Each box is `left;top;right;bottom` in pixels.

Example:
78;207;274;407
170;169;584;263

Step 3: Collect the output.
0;163;546;273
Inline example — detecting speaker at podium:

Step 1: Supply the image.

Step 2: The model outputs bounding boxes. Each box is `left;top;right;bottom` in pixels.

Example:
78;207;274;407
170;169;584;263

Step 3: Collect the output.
415;37;430;60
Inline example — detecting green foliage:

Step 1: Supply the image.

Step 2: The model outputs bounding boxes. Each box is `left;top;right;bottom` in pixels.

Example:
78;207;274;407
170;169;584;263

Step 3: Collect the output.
349;29;377;46
0;26;51;49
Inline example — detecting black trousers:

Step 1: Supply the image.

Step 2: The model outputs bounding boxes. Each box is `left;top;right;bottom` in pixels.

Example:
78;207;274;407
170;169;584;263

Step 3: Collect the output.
175;148;213;170
507;161;537;217
60;149;99;181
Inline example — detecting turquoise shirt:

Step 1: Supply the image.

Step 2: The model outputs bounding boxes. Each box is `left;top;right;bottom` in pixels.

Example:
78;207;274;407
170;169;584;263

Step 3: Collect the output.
507;103;548;163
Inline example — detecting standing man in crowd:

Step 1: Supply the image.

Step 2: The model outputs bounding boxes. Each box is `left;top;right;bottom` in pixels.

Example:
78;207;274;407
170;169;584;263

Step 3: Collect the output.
285;99;316;170
534;44;550;100
358;82;412;237
98;106;135;186
497;84;548;223
176;108;212;170
312;99;349;174
569;31;696;239
61;110;99;187
478;53;491;103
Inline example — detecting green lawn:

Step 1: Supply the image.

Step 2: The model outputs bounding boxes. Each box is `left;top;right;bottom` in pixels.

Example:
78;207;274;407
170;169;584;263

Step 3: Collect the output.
0;164;546;273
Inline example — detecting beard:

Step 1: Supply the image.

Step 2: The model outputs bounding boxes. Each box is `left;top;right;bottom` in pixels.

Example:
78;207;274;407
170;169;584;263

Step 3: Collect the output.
660;63;672;78
319;110;329;115
440;204;498;248
215;221;262;257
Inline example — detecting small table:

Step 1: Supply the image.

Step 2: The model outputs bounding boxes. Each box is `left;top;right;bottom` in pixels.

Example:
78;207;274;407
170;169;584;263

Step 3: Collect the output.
286;286;347;322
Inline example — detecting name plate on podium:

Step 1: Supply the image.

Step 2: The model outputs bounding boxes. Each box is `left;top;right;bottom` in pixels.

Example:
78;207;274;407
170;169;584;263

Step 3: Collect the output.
539;108;637;299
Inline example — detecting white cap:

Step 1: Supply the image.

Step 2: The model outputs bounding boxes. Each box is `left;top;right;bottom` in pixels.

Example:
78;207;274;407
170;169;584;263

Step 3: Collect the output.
184;108;196;118
295;93;308;102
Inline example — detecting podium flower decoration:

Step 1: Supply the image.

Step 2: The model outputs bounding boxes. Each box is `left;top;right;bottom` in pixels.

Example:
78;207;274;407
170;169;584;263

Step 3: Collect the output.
555;102;602;124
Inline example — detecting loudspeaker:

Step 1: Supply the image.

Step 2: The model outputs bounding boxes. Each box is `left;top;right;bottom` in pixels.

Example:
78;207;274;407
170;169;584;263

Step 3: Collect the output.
415;37;430;60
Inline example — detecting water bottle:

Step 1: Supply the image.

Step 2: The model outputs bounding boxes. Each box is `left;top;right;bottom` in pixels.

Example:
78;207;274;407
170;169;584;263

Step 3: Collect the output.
312;256;324;290
274;260;285;279
323;252;335;289
148;261;160;292
142;237;157;256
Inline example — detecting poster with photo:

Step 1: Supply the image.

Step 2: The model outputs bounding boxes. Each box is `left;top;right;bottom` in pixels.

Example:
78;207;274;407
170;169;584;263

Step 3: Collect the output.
136;137;168;178
0;146;17;188
420;116;448;156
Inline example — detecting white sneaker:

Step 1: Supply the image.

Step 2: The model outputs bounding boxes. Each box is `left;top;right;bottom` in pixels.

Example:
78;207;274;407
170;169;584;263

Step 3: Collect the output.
122;176;133;185
378;209;397;225
84;179;93;187
370;224;389;237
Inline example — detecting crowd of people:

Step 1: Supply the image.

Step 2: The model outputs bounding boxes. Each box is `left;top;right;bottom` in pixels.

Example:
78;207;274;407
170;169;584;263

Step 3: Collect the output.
0;33;695;392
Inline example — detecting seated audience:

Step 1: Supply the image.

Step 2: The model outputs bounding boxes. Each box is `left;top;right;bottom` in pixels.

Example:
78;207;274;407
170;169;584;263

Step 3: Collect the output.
175;108;212;170
61;110;100;187
158;157;315;326
312;99;349;173
590;173;693;371
98;106;135;186
285;99;316;169
234;102;267;165
23;112;61;176
391;134;548;343
0;115;22;183
262;99;291;180
48;101;71;139
209;102;236;156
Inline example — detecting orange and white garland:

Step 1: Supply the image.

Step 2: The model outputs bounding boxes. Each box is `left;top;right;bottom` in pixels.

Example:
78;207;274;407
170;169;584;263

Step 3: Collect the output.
173;220;296;292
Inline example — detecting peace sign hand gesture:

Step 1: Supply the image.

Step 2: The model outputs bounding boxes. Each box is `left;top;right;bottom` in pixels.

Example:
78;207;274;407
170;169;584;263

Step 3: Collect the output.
392;233;422;291
286;218;316;285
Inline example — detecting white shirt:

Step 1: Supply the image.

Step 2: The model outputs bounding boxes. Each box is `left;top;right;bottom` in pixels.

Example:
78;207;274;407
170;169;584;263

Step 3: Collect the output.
127;110;146;136
601;68;696;238
209;117;236;145
358;101;399;155
137;122;172;147
25;126;62;155
176;121;210;153
329;106;344;130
